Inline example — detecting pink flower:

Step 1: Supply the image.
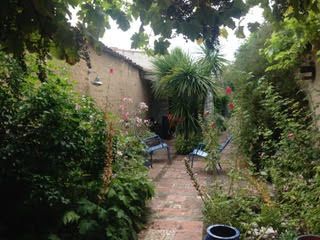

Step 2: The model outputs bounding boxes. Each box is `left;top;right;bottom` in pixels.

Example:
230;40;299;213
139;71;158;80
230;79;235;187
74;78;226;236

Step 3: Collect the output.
228;102;235;111
226;86;232;95
109;68;114;74
119;104;125;111
122;112;129;121
288;132;294;140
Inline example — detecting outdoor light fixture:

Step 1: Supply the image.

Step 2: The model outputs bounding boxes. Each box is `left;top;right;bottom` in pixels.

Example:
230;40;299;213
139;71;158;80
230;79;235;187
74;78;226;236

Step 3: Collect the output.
300;49;316;81
92;76;103;86
300;64;316;81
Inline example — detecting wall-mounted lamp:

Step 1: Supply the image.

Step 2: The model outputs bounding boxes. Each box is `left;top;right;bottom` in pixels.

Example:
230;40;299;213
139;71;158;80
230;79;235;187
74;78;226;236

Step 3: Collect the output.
92;76;103;86
300;49;316;81
300;64;316;81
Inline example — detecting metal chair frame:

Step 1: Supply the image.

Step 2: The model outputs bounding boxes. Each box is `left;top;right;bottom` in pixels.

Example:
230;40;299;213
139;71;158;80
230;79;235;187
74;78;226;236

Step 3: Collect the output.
142;135;171;167
188;135;232;171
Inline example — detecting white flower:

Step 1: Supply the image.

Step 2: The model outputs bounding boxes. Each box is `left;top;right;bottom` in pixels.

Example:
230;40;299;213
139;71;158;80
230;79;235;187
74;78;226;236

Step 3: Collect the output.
122;97;133;103
265;227;275;235
138;102;148;111
135;117;143;127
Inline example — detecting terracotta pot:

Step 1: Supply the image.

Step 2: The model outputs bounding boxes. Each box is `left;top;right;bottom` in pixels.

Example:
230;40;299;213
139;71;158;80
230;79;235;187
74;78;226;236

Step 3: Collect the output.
205;224;240;240
296;236;320;240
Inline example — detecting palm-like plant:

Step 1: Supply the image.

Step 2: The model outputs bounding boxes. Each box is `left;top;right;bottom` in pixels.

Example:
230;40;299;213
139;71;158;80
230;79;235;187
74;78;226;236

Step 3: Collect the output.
198;46;227;77
152;48;223;138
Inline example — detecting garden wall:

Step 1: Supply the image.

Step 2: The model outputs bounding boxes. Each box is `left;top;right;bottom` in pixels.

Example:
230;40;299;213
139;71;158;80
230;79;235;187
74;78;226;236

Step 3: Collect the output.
300;58;320;128
70;46;151;114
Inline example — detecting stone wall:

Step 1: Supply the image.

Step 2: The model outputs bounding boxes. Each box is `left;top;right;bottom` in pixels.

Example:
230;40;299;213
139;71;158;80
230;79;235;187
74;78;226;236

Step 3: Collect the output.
300;58;320;128
69;47;151;115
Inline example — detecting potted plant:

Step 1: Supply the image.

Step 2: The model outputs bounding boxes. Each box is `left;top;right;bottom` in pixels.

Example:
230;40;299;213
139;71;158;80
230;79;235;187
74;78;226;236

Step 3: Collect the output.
296;236;320;240
205;224;240;240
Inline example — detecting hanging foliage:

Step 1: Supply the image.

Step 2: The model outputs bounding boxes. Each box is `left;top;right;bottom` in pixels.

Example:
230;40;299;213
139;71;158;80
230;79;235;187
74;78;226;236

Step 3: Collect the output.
0;0;250;67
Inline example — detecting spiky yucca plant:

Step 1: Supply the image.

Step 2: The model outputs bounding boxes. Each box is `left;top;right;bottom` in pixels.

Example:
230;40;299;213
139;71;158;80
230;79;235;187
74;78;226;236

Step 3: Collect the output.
152;48;223;138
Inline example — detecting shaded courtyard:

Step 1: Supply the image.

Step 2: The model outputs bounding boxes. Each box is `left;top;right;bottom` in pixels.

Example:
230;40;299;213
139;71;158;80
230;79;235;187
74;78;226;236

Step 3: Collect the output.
139;134;235;240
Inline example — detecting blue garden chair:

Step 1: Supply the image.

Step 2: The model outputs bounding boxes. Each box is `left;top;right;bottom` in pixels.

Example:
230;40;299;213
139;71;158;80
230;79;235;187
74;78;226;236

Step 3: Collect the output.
142;135;171;167
188;135;232;170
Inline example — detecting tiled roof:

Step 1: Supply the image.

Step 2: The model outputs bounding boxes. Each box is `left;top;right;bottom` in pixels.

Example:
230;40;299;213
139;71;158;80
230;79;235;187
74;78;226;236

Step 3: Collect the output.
99;43;144;71
110;47;154;72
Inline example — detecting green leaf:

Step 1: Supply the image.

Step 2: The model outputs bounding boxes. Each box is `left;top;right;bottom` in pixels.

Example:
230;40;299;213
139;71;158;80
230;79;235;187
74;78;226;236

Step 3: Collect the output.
78;219;98;235
220;28;228;38
235;26;245;38
247;22;261;32
32;0;53;17
131;32;149;49
154;38;170;55
63;211;80;225
109;9;130;31
48;234;61;240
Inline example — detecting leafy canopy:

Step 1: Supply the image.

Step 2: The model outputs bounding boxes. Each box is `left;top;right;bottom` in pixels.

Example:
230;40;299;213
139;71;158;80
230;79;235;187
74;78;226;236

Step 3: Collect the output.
0;0;131;65
0;0;249;65
248;0;320;71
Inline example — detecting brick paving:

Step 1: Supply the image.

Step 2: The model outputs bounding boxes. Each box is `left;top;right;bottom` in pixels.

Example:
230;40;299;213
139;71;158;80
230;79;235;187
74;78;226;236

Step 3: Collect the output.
139;140;212;240
138;134;272;240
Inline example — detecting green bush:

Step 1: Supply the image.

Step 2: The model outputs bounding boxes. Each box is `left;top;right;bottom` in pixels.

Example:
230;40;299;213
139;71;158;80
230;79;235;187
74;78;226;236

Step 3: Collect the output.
61;172;154;240
62;134;154;240
230;78;320;235
216;22;320;237
203;186;262;236
0;52;154;239
0;52;106;239
203;184;297;239
198;114;220;172
174;134;201;154
104;172;154;240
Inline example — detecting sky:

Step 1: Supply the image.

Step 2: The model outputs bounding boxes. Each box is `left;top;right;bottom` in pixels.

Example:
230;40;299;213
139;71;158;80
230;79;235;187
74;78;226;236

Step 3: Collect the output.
71;5;264;61
100;6;265;61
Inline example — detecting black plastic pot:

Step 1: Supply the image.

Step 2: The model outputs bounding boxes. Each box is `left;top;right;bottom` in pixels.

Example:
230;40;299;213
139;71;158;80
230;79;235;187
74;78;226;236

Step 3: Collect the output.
205;224;240;240
296;235;320;240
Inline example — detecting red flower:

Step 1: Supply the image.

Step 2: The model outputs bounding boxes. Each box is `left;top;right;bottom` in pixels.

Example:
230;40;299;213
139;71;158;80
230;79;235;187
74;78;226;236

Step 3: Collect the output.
228;102;235;111
109;68;114;74
225;86;232;95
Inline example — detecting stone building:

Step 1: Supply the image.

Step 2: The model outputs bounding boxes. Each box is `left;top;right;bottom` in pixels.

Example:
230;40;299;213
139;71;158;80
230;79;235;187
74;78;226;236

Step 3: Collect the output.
69;44;169;136
70;44;152;115
111;48;169;124
298;53;320;128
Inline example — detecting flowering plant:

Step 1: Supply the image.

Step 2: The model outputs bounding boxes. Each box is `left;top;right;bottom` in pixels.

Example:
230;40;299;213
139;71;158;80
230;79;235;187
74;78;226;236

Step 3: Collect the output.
198;113;220;172
225;86;232;95
225;86;235;112
118;97;151;137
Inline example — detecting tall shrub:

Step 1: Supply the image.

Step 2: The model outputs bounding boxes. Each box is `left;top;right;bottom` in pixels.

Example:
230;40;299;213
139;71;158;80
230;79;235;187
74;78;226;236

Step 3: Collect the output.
152;48;219;139
0;52;154;240
0;51;107;239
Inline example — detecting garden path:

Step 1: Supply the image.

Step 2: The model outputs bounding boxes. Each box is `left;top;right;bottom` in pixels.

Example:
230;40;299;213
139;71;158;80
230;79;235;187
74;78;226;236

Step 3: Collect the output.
139;134;235;240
